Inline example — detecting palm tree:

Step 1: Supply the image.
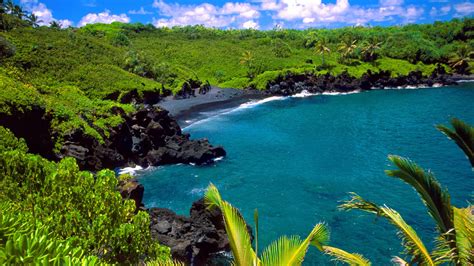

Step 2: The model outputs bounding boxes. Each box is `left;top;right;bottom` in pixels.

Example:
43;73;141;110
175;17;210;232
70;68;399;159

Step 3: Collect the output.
0;0;6;14
338;38;357;64
204;183;371;265
4;0;14;14
50;20;61;29
240;51;256;78
436;118;474;167
12;4;25;19
449;45;473;74
239;51;253;68
314;38;331;66
340;119;474;265
361;38;382;62
26;13;42;27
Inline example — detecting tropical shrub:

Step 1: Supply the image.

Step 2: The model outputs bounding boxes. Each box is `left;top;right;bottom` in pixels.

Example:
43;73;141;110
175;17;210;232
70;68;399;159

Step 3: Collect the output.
0;126;27;153
0;35;14;59
271;38;292;58
0;147;172;264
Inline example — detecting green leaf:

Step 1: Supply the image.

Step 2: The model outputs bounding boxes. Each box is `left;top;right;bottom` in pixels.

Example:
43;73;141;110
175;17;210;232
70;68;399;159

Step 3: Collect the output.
323;246;371;266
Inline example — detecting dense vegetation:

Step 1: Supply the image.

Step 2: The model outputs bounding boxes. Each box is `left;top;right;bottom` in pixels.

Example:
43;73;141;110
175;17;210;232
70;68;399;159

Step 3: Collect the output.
0;0;473;264
1;3;472;148
0;126;175;264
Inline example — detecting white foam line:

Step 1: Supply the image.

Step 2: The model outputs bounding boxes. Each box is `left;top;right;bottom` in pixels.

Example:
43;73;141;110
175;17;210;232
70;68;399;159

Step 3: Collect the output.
183;84;449;129
321;90;361;95
118;165;158;176
184;96;286;129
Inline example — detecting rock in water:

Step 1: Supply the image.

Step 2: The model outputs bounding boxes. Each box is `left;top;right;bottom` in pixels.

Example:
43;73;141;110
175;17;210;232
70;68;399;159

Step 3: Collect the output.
60;106;226;171
149;198;252;265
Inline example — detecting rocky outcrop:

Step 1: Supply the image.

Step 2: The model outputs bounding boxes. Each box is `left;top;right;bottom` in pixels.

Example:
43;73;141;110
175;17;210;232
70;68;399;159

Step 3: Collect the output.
266;65;457;96
0;105;225;172
60;106;226;171
149;199;252;265
117;178;145;211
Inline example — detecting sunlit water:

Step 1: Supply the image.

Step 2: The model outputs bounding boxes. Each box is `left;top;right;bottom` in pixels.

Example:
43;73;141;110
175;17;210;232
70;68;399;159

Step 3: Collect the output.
138;83;474;265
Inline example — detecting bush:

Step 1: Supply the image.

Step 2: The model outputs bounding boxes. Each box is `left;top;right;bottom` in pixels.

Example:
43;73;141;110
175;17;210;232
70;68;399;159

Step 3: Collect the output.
0;126;27;153
0;149;171;264
0;36;15;59
271;38;292;58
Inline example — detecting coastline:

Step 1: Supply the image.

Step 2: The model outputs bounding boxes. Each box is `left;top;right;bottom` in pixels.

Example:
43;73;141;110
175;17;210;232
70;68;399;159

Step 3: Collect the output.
157;86;267;127
157;74;474;129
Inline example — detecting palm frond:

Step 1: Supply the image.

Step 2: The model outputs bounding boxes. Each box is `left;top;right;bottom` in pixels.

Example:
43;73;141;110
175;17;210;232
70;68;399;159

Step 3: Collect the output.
382;207;435;265
385;155;454;237
323;246;371;266
204;183;257;265
452;206;474;265
260;223;329;265
436;118;474;167
260;236;306;265
340;194;435;265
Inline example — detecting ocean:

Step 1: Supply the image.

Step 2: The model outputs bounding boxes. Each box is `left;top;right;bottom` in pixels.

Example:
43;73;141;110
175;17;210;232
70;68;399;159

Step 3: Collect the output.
138;83;474;264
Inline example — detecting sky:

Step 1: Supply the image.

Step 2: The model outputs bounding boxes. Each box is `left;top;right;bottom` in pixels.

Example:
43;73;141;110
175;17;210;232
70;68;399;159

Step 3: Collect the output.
17;0;474;30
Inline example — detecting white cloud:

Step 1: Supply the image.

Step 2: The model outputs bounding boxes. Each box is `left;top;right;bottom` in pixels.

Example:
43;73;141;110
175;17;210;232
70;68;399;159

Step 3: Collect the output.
221;2;260;18
430;5;451;17
152;0;259;28
454;2;474;16
78;10;130;27
242;20;259;29
379;0;403;7
20;0;73;28
128;7;153;15
256;0;425;27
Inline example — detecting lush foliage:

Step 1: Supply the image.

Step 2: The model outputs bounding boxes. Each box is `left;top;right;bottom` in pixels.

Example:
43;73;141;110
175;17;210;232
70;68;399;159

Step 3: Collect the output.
0;131;173;264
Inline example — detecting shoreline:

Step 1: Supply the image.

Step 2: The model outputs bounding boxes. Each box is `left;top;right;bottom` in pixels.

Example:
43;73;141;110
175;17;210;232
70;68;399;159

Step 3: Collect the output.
157;86;267;127
157;77;474;129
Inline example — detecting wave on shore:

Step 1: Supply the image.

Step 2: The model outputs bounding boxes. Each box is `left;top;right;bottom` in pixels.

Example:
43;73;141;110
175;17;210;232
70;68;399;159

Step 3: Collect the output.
118;165;157;176
183;83;457;129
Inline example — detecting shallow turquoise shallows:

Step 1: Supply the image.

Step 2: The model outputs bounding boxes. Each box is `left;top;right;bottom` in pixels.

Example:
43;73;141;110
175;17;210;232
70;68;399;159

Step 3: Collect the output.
139;83;474;265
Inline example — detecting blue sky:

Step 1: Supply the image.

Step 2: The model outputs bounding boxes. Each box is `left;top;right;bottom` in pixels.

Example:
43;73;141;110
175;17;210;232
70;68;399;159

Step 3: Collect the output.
18;0;474;29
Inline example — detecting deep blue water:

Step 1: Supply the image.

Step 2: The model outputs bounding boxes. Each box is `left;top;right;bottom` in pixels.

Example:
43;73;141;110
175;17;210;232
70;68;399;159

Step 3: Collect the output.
139;83;474;265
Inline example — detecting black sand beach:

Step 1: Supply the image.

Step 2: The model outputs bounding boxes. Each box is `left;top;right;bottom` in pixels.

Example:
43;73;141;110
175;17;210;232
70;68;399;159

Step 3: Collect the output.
157;86;266;127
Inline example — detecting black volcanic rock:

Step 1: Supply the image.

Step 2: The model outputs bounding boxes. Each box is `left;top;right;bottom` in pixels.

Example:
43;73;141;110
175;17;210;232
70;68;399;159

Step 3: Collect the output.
0;105;225;172
149;198;252;265
60;106;226;171
266;68;457;96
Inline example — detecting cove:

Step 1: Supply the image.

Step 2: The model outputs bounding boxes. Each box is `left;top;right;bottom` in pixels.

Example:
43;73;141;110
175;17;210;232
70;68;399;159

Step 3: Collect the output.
139;83;474;264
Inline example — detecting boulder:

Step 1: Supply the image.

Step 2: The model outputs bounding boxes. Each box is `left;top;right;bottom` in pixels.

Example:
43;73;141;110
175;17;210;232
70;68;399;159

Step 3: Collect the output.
56;106;226;171
149;198;252;265
117;178;144;211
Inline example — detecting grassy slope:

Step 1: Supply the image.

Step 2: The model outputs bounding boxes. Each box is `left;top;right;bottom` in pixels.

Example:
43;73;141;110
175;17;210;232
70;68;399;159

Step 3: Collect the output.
0;19;471;146
131;32;438;90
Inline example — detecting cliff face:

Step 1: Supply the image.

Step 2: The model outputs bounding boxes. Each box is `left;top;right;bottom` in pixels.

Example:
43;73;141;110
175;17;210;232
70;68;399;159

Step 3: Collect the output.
1;106;225;171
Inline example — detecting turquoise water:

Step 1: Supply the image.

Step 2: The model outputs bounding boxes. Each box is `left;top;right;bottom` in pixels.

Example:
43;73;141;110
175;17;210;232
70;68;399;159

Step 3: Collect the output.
139;83;474;265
